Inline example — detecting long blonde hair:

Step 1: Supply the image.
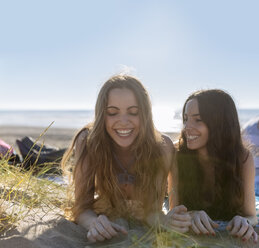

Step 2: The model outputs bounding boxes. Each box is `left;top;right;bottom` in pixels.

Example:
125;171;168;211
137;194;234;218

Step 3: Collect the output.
62;75;168;221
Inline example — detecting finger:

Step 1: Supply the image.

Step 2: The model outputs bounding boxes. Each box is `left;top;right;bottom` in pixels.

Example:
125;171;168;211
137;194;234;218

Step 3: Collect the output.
169;205;188;215
94;222;112;239
171;213;192;222
226;219;233;231
170;219;192;228
235;221;249;238
90;227;105;242
252;231;258;243
175;205;188;212
229;219;242;235
241;226;254;241
207;217;219;235
210;219;219;229
167;221;190;233
111;222;128;234
191;219;200;234
87;230;96;243
194;217;209;234
200;216;215;235
170;226;189;233
98;216;118;237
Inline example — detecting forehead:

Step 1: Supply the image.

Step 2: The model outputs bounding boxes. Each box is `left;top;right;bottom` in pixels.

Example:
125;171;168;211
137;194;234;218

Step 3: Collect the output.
107;88;137;106
184;98;199;114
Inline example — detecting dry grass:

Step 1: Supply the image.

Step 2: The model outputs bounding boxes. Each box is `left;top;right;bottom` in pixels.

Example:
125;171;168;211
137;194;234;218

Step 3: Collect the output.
0;156;66;234
0;156;204;247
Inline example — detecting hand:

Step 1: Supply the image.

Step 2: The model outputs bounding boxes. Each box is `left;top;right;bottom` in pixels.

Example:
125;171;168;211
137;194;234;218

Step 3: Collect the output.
165;205;192;233
87;215;128;243
226;215;258;243
190;210;219;235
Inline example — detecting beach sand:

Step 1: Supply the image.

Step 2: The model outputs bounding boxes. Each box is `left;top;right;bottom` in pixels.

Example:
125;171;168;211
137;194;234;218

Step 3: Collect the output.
1;126;259;247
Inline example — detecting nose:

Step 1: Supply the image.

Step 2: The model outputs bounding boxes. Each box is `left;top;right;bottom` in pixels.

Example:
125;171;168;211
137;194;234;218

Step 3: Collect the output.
119;114;129;125
184;119;193;130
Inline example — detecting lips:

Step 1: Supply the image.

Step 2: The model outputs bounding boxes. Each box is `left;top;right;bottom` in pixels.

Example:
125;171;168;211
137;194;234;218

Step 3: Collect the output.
186;135;199;141
115;129;133;137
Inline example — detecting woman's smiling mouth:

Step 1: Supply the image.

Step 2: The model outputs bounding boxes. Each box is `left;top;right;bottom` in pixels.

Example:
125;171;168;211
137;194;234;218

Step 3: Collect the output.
115;129;134;137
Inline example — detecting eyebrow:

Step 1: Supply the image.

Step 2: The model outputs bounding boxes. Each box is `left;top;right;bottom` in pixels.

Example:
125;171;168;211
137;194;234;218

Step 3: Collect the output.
106;106;138;110
184;113;201;117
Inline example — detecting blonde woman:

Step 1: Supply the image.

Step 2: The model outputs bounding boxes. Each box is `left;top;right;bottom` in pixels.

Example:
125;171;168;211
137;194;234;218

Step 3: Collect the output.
62;75;191;243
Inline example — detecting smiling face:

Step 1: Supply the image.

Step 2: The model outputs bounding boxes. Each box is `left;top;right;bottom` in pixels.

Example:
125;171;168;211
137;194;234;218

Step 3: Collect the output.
183;98;209;157
105;87;140;149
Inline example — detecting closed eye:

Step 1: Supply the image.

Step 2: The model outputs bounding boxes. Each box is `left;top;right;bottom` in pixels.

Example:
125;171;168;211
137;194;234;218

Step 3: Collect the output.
128;106;138;116
129;112;138;116
106;112;118;116
106;106;119;116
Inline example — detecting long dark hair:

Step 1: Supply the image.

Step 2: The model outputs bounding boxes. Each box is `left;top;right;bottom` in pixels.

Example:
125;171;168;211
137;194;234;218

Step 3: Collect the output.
177;89;246;220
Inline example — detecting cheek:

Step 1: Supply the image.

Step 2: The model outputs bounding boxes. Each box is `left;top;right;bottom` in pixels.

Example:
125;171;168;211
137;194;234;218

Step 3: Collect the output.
136;117;140;126
203;128;209;144
134;117;140;131
105;117;112;131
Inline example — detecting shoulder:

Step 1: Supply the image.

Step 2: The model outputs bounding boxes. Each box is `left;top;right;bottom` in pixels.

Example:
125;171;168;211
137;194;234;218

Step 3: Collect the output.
161;133;174;150
160;134;175;154
159;134;176;171
75;128;89;146
77;127;89;141
74;127;90;160
242;150;254;167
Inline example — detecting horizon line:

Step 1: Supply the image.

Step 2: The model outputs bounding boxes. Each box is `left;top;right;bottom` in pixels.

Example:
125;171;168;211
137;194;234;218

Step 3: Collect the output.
0;107;259;111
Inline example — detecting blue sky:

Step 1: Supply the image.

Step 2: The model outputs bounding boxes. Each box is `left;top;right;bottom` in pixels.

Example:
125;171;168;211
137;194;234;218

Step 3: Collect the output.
0;0;259;110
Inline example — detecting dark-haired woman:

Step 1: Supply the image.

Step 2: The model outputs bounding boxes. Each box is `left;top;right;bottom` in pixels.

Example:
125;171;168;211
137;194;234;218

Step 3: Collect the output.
174;89;258;242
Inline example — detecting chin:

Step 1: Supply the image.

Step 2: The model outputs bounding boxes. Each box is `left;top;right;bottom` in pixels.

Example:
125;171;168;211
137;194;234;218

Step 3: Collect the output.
187;145;199;151
114;141;134;149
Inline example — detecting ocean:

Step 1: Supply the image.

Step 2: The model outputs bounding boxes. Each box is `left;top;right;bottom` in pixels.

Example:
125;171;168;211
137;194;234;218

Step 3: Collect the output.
0;108;258;133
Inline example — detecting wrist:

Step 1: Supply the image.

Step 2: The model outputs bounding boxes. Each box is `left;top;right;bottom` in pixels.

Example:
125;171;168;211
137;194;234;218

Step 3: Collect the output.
243;216;258;227
146;211;166;227
77;210;98;230
232;215;258;227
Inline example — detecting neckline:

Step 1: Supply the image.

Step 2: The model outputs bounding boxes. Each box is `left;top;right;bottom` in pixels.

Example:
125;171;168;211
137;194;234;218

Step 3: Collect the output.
113;152;135;172
113;152;136;184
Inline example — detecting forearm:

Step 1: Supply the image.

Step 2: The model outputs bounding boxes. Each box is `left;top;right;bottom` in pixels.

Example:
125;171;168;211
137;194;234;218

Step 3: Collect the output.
77;209;98;231
146;211;167;227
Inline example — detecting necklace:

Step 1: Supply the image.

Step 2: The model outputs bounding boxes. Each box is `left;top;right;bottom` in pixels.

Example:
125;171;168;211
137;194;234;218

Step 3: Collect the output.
113;153;136;185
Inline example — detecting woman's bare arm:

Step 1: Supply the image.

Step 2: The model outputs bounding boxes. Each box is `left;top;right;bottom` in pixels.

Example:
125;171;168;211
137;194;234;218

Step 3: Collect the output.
73;129;127;241
73;129;98;229
226;151;258;242
241;151;258;226
168;140;179;209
